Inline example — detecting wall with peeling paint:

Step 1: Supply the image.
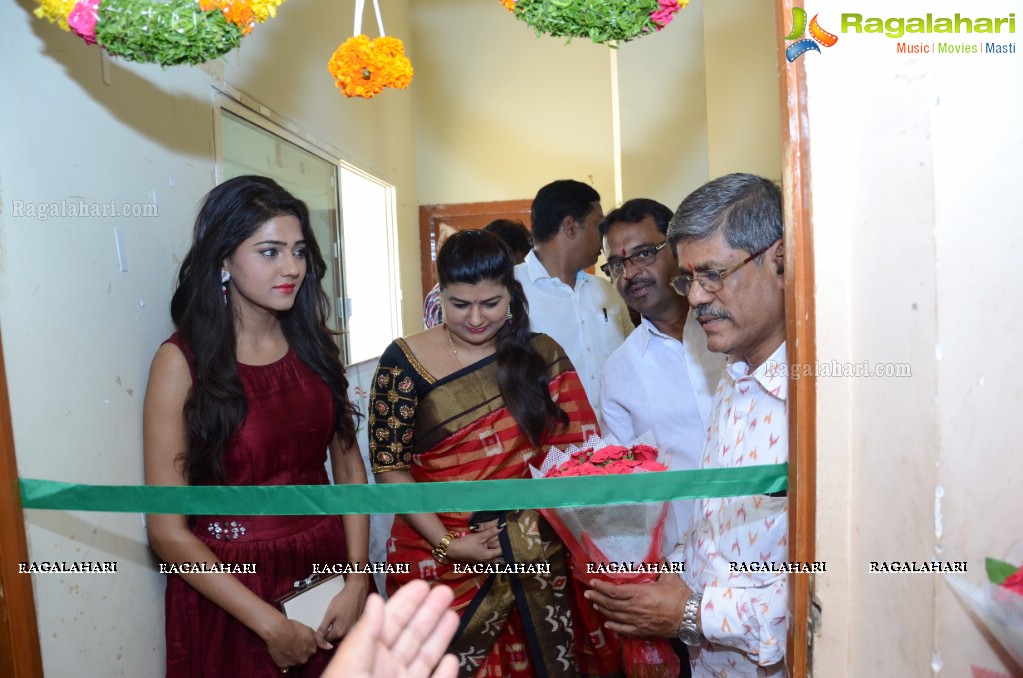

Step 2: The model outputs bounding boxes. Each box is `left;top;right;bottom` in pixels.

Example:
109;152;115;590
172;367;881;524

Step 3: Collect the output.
808;0;1023;675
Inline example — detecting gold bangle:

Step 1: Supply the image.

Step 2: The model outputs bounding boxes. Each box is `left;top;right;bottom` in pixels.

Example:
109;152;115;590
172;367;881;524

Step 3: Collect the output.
431;530;459;565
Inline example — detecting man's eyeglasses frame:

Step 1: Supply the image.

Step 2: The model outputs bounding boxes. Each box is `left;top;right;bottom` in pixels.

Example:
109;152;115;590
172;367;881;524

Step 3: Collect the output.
669;240;779;297
600;241;669;279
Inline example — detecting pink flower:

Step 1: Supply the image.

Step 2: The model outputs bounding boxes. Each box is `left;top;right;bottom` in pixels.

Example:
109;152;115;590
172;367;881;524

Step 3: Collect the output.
68;0;100;45
1002;566;1023;597
651;0;680;29
638;460;669;472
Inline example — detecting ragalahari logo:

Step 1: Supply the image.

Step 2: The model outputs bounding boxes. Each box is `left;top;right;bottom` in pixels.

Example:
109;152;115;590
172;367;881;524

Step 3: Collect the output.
784;7;838;62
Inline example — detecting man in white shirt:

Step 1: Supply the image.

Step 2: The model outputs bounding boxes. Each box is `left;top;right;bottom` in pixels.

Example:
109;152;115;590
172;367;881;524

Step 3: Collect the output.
586;174;789;678
598;198;724;559
515;180;633;424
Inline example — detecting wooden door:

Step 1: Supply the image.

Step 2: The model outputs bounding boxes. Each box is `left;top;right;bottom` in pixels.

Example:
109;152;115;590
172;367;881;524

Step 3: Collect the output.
0;330;44;677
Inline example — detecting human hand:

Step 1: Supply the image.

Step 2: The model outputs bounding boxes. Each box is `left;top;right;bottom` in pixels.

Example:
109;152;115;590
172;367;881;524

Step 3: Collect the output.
584;574;691;638
317;574;371;642
323;580;459;678
444;522;504;564
262;614;333;671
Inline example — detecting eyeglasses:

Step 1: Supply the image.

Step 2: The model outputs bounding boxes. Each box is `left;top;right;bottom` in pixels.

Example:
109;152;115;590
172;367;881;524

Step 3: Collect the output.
599;241;669;279
669;240;779;297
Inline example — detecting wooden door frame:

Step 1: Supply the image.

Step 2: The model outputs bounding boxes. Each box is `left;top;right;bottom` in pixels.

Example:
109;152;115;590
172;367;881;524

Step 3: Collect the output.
0;330;44;677
418;199;532;300
775;1;817;676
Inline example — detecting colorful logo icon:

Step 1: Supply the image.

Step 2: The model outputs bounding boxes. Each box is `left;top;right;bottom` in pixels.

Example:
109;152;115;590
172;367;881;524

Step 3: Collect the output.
784;7;838;62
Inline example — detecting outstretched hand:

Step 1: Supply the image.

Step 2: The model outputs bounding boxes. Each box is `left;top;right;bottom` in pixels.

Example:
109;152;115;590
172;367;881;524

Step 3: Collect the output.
323;580;460;678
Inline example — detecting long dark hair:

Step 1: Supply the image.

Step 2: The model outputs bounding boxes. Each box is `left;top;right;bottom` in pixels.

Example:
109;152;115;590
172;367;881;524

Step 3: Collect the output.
170;175;359;484
437;230;568;446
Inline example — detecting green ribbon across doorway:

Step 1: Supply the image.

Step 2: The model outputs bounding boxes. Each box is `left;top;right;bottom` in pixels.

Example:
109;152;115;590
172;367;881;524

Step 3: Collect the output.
19;464;787;515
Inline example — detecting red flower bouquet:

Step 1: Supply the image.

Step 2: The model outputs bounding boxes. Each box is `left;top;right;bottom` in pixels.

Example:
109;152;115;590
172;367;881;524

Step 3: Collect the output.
945;546;1023;672
531;433;679;678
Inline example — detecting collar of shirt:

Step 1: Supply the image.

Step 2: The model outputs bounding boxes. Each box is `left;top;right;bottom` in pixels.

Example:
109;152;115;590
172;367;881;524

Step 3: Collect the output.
636;316;677;356
726;341;788;402
522;249;585;288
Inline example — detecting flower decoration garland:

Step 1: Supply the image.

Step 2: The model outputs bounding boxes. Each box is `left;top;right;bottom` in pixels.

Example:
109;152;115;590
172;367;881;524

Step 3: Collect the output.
32;0;285;66
503;0;690;45
327;0;413;100
328;35;413;99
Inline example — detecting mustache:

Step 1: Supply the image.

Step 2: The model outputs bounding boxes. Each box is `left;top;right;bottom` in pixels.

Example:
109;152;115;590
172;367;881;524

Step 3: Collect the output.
625;277;655;293
694;304;732;321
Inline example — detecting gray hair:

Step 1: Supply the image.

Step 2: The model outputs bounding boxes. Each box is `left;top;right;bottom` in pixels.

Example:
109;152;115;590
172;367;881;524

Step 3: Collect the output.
666;174;782;262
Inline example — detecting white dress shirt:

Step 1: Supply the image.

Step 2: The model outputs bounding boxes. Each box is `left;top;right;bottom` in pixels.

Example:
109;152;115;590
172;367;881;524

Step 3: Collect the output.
681;341;789;677
515;250;633;425
599;314;724;558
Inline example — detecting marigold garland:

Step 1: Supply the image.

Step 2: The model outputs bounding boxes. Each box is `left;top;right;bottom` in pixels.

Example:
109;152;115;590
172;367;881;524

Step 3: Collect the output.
200;0;255;35
327;35;413;99
506;0;690;45
245;0;283;24
33;0;77;31
32;0;285;66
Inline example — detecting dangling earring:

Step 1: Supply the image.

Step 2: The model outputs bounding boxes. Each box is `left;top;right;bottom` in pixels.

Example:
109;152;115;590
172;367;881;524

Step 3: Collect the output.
221;269;231;306
506;307;513;320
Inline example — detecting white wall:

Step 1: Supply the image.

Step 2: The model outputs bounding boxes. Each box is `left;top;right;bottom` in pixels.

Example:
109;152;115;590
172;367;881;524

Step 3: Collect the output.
410;0;616;206
807;0;1023;674
0;0;417;674
703;0;782;181
617;2;710;208
409;0;779;214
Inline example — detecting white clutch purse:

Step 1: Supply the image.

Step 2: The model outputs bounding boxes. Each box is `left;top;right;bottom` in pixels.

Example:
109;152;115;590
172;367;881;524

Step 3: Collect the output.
276;574;346;630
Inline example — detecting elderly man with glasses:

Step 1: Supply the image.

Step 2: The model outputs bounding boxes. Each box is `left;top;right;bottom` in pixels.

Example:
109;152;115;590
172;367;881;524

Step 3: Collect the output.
586;175;789;678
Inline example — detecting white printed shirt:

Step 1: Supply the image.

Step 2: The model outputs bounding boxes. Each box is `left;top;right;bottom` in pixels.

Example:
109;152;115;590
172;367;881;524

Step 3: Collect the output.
515;250;633;426
599;315;724;557
680;341;789;677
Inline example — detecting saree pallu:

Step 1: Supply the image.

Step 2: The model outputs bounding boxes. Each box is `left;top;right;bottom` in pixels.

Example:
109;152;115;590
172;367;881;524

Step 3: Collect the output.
370;335;623;678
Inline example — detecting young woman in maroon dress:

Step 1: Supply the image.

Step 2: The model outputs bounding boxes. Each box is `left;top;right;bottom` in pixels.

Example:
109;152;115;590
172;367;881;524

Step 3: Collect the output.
144;176;369;676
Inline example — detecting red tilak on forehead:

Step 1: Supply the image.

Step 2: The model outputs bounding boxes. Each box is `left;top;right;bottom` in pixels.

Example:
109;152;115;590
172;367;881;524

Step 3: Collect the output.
620;248;627;257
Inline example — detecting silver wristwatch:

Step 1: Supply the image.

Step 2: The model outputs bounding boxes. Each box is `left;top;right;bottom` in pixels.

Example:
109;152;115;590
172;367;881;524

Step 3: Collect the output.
677;591;703;646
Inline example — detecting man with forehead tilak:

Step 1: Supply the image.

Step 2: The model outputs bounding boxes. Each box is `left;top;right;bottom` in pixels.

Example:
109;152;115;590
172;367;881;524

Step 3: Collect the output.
586;174;789;677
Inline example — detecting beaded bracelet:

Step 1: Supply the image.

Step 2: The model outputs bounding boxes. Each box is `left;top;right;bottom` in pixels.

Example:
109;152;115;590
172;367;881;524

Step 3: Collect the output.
431;530;459;565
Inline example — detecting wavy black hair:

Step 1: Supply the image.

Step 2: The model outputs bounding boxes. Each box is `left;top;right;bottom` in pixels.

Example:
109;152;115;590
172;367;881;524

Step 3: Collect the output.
437;230;568;446
170;175;359;484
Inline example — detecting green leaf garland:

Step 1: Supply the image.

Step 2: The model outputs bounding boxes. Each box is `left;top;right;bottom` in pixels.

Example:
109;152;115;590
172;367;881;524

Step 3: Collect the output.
95;0;243;66
513;0;662;45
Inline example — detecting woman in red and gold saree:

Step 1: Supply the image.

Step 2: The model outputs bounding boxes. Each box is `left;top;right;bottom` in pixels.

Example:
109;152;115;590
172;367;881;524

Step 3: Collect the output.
370;229;623;678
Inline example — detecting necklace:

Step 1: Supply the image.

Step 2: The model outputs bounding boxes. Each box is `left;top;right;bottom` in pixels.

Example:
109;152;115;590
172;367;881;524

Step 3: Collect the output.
444;325;464;368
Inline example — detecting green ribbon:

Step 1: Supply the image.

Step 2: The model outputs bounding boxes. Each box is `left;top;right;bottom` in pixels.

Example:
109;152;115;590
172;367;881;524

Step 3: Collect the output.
19;464;787;515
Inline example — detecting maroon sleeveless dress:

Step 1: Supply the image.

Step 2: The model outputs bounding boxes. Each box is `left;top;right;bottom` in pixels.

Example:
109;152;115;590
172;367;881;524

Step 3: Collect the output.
163;333;348;677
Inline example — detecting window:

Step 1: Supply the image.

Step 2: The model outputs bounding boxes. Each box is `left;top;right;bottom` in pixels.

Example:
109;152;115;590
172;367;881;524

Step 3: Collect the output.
338;167;401;364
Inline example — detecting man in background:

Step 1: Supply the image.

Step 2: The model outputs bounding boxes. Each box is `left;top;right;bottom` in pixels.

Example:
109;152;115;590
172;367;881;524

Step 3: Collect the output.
515;180;632;425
